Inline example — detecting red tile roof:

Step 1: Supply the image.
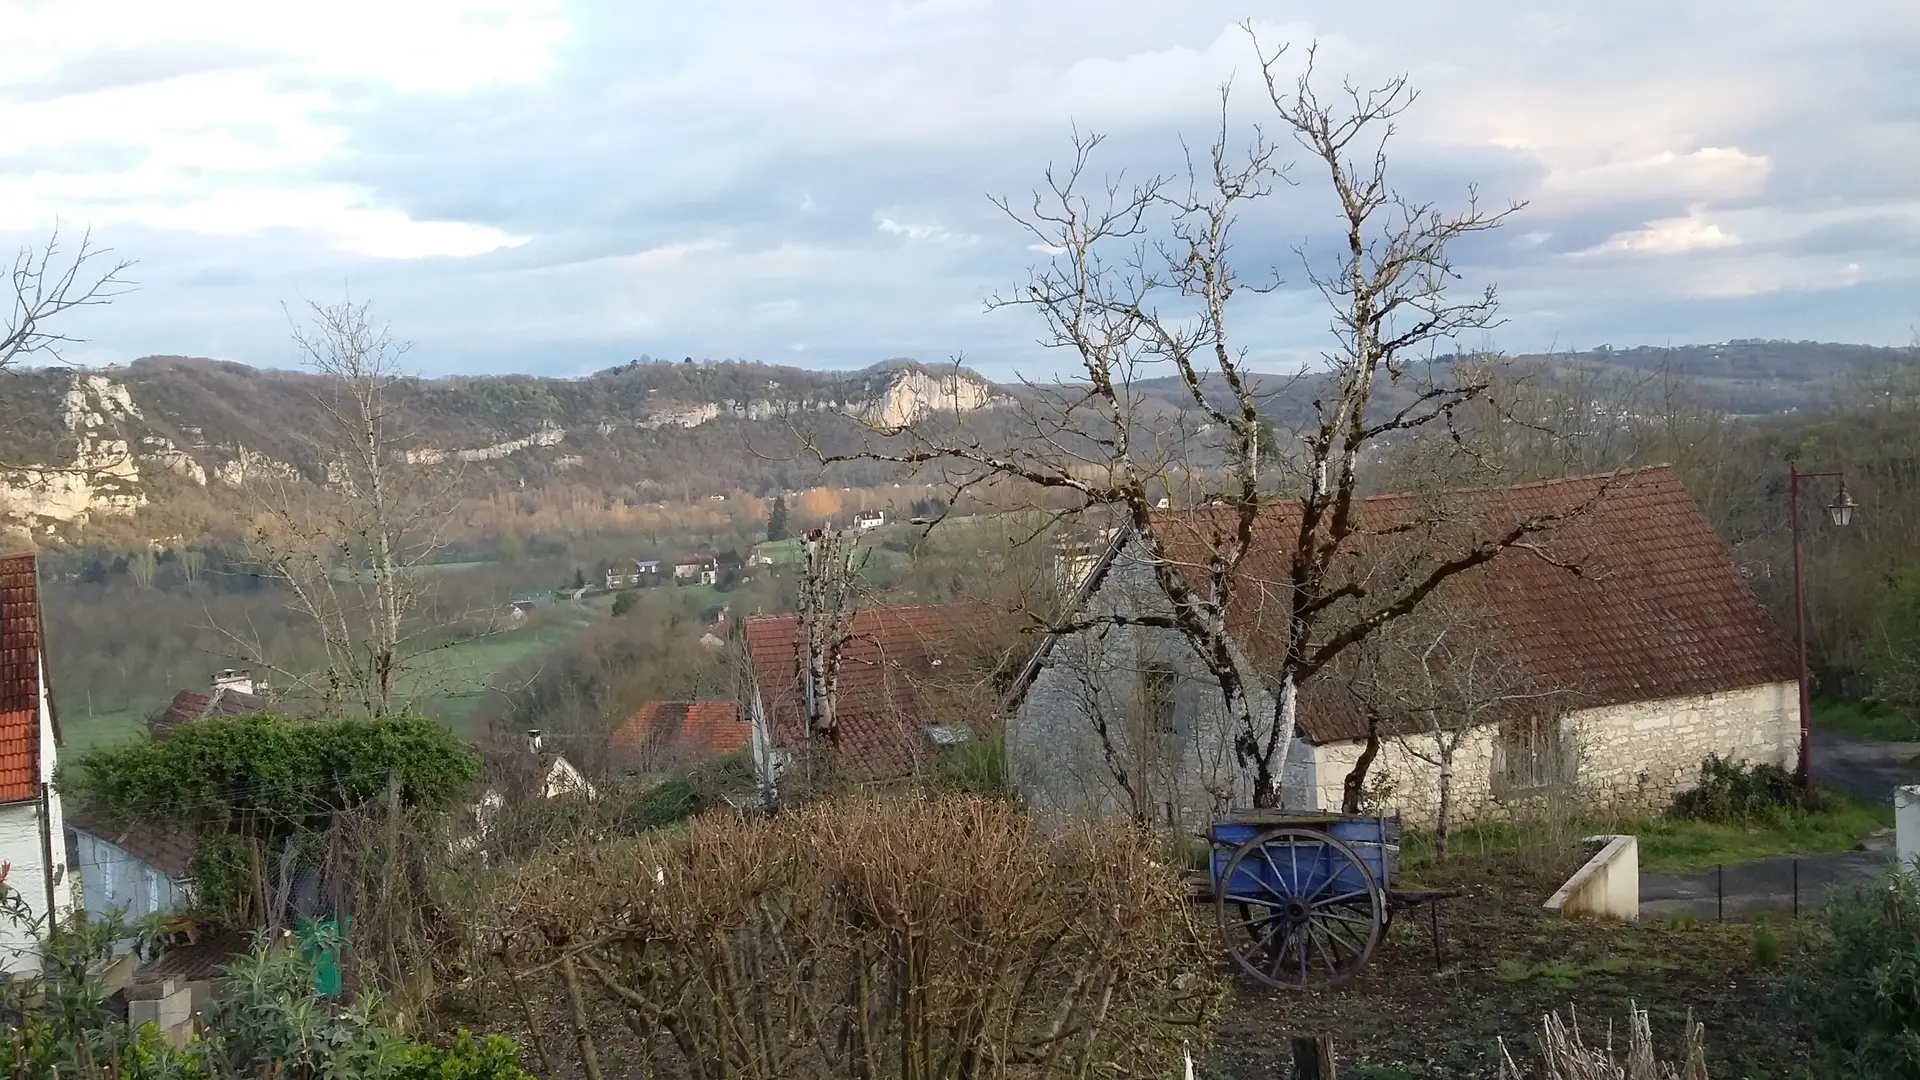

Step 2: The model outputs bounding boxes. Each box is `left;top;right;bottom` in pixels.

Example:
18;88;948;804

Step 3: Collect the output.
744;602;1012;780
0;553;45;804
1146;467;1796;742
610;701;747;769
148;686;271;739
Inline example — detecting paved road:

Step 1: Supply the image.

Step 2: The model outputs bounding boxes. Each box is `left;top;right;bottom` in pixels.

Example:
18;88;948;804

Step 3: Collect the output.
1636;730;1918;919
1813;728;1920;803
1640;837;1892;919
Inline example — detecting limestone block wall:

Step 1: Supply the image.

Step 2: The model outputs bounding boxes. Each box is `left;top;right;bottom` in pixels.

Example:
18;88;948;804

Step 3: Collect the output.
1303;681;1798;824
1572;682;1796;810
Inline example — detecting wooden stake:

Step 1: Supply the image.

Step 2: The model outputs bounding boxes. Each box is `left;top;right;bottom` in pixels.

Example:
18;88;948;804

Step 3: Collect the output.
1292;1034;1336;1080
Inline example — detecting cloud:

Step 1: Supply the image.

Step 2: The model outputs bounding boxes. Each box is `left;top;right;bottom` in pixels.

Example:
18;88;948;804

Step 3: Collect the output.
1588;211;1741;255
876;217;980;246
3;0;1917;378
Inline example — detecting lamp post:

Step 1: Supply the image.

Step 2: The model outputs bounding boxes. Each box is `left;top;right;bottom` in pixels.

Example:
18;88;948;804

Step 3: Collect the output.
1789;462;1856;797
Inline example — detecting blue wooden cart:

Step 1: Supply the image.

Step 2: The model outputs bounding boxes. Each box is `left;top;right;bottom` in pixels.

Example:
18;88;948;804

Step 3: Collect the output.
1202;811;1422;990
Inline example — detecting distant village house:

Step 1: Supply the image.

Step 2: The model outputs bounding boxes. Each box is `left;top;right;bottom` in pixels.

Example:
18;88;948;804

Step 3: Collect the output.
853;509;887;531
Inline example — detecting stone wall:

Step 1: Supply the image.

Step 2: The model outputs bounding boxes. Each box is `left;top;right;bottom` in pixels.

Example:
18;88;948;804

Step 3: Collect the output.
1008;537;1320;823
1304;681;1798;824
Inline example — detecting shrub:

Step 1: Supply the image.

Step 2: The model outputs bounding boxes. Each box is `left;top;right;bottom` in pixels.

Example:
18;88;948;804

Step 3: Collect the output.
930;734;1008;796
491;795;1222;1080
1797;870;1920;1076
1669;754;1811;824
0;888;533;1080
1751;922;1782;967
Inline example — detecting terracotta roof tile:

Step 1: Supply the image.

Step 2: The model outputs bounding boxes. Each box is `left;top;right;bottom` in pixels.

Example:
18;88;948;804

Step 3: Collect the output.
611;701;747;769
69;813;199;881
745;602;1010;781
149;686;271;739
0;553;44;804
1150;467;1794;743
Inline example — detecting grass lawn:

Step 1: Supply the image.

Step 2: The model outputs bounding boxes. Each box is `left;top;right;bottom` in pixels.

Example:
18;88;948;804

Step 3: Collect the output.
1206;854;1821;1078
1811;696;1918;741
1396;788;1889;876
400;621;585;736
1635;789;1892;872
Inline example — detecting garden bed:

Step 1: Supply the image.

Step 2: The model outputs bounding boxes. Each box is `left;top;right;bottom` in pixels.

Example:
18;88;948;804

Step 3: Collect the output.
1202;852;1817;1079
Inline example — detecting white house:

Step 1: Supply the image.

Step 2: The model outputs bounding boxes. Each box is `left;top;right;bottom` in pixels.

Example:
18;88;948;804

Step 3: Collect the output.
1003;468;1799;826
0;552;75;974
853;510;887;531
67;816;196;935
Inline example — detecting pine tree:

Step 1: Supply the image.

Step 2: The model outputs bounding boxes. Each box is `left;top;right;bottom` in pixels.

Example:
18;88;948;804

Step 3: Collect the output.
767;494;791;541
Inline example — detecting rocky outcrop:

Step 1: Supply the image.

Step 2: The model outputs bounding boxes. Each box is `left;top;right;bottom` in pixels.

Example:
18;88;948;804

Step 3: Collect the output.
405;424;566;465
0;374;148;525
857;368;998;428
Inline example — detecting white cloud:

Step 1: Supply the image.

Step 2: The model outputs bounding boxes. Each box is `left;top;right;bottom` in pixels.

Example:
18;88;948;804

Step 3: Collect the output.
0;0;568;258
1588;212;1741;255
877;217;980;246
1537;146;1772;208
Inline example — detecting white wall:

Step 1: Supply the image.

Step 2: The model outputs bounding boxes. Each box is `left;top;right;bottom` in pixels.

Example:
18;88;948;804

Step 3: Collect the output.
0;666;74;975
70;831;189;928
1305;681;1799;824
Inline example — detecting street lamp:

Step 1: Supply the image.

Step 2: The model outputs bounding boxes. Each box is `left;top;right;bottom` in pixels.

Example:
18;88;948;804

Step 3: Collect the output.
1789;463;1855;797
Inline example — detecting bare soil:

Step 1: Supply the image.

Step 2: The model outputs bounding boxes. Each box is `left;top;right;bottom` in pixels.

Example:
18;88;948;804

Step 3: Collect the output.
1200;852;1818;1079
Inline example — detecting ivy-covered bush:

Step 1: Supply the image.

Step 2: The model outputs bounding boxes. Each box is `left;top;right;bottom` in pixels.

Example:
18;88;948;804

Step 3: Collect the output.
61;713;480;828
57;714;480;925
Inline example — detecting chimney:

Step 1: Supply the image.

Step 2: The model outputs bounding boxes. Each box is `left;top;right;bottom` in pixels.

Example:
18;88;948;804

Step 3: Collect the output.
525;729;544;755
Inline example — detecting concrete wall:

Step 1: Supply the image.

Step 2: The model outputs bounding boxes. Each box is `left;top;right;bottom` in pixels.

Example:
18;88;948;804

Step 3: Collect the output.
0;670;75;974
1545;835;1639;920
1305;681;1799;823
1007;539;1315;823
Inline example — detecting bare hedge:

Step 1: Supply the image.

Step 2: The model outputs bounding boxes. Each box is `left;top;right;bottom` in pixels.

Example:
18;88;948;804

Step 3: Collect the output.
489;795;1221;1080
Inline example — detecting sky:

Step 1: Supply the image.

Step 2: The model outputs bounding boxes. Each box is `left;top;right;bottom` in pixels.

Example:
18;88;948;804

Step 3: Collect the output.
2;0;1916;380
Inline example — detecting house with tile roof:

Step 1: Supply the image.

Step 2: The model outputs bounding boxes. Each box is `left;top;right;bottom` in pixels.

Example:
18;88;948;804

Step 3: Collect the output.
148;672;273;740
0;552;75;974
67;814;197;930
1002;467;1799;826
610;701;748;779
741;602;1021;791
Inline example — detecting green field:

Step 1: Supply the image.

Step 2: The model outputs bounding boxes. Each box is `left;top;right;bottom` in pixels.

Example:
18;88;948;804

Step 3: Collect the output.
54;617;590;756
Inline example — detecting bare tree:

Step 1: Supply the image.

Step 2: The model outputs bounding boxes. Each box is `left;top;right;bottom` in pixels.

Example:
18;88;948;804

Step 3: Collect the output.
227;299;474;717
1345;602;1568;855
3;226;135;374
810;32;1600;808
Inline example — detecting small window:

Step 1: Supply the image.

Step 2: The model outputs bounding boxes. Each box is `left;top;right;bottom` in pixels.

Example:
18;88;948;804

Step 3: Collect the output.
1494;716;1569;797
1141;663;1178;737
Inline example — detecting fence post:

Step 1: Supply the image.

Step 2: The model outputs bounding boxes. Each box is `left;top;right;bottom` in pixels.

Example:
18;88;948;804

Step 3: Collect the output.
1717;863;1724;923
1292;1035;1336;1080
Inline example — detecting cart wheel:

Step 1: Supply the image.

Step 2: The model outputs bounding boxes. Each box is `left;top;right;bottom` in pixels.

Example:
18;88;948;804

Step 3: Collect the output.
1214;827;1385;990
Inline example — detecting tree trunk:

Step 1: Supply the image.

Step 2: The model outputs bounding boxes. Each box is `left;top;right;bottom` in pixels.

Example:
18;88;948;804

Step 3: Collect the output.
1256;675;1298;808
1341;725;1381;815
1435;755;1454;859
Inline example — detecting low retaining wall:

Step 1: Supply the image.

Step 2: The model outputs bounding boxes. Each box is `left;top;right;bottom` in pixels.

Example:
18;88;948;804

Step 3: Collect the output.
1545;834;1639;920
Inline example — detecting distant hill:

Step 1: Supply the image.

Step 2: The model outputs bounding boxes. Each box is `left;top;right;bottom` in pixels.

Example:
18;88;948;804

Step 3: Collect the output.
0;356;1008;531
3;340;1905;535
1127;340;1916;423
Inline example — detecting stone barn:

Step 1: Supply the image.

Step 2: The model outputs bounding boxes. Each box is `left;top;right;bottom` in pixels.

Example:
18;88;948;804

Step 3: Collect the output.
1003;467;1798;827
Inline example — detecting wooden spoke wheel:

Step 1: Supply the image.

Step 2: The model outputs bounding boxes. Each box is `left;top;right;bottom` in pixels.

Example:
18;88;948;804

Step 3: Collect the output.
1214;827;1386;990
